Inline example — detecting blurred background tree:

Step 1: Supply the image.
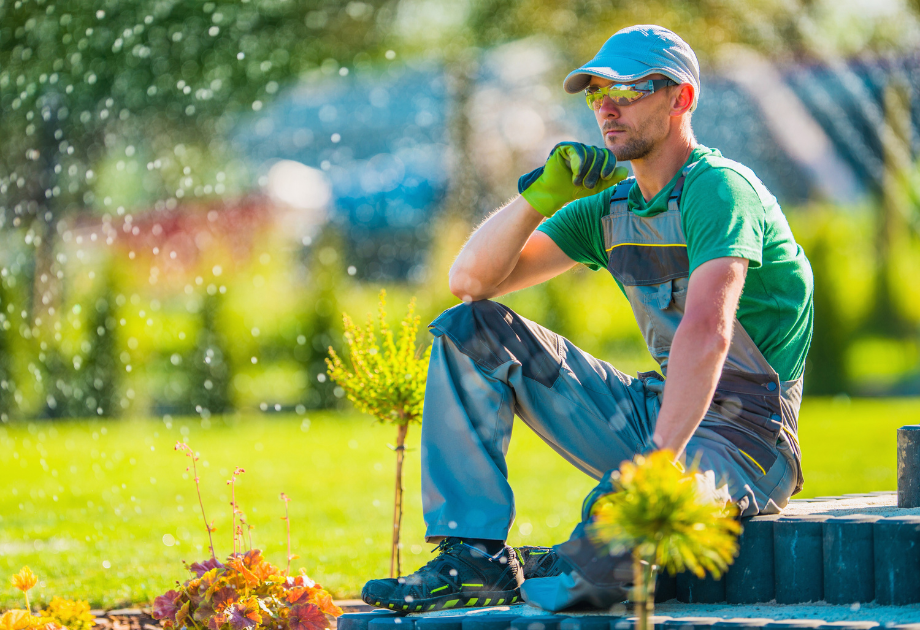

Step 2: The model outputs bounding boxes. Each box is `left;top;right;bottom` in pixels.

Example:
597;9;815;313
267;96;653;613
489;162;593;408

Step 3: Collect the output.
1;0;919;421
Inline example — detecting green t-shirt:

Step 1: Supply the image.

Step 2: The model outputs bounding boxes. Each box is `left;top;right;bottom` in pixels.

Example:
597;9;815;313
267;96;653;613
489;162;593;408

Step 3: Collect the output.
537;145;814;382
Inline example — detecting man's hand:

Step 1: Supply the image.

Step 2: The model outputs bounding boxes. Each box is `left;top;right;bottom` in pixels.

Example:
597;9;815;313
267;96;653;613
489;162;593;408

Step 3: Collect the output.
518;142;629;217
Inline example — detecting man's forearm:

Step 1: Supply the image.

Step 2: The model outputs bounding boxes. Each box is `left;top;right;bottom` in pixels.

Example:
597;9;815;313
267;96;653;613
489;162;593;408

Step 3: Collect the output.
652;256;748;457
449;196;544;302
651;318;731;456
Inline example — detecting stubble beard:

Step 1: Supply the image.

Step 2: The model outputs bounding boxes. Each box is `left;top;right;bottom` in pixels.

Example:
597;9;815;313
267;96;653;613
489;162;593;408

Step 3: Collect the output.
602;107;669;162
604;127;657;161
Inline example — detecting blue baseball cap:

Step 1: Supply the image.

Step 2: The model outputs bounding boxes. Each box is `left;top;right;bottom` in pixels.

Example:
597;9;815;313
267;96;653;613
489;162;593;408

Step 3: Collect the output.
563;25;701;111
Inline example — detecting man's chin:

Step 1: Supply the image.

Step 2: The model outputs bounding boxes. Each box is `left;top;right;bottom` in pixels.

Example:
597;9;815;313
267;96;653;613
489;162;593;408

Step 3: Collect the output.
608;146;631;162
610;141;653;163
602;136;630;160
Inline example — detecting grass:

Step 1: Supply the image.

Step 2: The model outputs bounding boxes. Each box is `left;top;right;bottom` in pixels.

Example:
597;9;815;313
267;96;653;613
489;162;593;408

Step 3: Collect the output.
0;396;917;610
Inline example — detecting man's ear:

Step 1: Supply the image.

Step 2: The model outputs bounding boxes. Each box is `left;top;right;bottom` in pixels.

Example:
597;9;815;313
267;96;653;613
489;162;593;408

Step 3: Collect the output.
669;84;694;116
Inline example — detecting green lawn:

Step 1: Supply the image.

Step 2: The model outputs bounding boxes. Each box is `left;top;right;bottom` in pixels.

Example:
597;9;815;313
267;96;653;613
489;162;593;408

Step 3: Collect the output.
0;397;916;610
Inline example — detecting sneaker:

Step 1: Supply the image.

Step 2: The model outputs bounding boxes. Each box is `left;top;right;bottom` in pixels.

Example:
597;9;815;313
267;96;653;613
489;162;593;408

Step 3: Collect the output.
361;538;524;613
516;546;569;580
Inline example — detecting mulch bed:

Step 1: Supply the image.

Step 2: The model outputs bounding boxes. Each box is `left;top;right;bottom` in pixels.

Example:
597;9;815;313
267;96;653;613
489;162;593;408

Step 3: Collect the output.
91;610;159;630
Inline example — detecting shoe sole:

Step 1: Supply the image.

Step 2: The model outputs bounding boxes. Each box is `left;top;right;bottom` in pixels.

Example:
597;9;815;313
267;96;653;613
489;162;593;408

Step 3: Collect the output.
368;589;521;613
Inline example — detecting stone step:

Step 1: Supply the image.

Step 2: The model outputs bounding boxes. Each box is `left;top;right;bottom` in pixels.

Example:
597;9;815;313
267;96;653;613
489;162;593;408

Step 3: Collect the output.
339;493;920;630
675;493;920;606
339;610;920;630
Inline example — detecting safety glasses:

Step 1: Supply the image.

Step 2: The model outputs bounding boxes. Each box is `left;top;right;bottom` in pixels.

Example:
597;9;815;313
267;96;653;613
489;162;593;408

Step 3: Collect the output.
585;79;677;110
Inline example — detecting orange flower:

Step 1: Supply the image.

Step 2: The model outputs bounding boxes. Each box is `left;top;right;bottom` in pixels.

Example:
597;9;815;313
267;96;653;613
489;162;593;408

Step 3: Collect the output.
10;567;38;592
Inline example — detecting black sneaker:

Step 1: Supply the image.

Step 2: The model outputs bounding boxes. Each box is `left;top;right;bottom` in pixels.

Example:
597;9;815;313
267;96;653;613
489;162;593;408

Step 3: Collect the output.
516;546;570;580
361;538;524;613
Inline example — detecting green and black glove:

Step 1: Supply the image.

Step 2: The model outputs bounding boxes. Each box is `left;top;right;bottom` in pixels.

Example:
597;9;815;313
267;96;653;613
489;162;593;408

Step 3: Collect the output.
518;142;629;217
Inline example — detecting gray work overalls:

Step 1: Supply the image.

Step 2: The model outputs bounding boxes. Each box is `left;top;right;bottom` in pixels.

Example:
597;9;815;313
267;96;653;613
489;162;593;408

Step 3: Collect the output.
602;167;804;503
420;164;803;608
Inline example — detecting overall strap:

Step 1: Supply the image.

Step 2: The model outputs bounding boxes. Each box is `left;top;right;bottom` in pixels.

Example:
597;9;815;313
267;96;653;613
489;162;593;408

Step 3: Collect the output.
667;160;701;212
609;177;635;214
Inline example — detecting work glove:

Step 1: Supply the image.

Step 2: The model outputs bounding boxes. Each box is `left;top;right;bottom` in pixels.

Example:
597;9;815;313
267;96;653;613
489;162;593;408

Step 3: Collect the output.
518;142;628;217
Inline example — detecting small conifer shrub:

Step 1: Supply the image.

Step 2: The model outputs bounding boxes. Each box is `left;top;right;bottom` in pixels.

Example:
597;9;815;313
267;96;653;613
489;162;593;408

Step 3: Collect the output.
589;451;741;630
326;291;431;578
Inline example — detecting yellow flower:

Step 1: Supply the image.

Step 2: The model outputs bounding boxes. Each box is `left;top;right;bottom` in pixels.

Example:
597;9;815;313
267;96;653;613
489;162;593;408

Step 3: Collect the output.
41;597;96;630
10;567;38;593
0;610;38;630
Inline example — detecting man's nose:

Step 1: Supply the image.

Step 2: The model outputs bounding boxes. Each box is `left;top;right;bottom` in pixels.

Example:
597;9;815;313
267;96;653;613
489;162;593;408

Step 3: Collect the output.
597;96;622;117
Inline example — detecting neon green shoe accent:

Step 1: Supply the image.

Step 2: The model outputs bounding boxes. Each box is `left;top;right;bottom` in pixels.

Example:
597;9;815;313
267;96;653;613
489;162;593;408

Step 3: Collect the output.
388;604;394;609
467;598;478;607
402;605;408;611
415;605;422;612
461;583;483;588
483;599;491;606
511;596;518;603
427;604;436;611
430;584;449;594
443;599;460;609
375;602;381;607
496;598;504;605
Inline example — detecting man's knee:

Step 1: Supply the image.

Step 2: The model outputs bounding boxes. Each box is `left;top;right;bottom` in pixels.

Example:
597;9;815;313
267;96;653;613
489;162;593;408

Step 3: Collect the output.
429;300;562;387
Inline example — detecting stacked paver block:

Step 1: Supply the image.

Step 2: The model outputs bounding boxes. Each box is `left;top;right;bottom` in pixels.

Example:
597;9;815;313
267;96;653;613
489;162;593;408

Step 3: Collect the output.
725;515;778;603
345;611;401;630
662;619;722;630
417;618;464;630
675;572;724;604
669;500;920;606
370;617;417;630
774;515;827;604
510;617;567;630
898;426;920;508
823;515;881;604
562;617;623;630
345;616;920;630
464;615;524;630
874;516;920;604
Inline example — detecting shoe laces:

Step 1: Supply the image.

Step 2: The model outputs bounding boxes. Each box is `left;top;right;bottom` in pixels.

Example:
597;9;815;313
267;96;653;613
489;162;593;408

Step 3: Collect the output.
430;539;519;574
402;539;461;577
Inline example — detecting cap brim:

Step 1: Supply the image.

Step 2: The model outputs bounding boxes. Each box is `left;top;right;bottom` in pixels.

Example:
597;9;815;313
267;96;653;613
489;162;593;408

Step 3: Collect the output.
563;64;682;94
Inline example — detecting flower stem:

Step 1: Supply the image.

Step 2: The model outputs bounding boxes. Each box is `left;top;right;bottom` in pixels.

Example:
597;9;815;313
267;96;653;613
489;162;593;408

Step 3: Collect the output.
286;500;292;576
231;479;237;556
177;443;216;561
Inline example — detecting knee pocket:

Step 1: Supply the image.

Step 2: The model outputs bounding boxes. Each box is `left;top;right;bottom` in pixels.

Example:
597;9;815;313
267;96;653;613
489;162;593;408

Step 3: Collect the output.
429;301;562;388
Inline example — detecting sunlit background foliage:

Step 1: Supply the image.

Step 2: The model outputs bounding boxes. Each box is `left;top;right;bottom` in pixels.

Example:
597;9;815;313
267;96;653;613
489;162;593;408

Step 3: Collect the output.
2;0;920;608
2;0;920;419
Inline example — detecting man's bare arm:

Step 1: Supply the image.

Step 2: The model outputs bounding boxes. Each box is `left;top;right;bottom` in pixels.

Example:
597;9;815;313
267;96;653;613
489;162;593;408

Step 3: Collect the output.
652;256;749;456
448;195;577;302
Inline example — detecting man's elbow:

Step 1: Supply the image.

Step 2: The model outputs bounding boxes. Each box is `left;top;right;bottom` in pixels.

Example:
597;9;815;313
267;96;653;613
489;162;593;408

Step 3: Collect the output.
683;315;733;358
710;328;732;356
448;269;487;302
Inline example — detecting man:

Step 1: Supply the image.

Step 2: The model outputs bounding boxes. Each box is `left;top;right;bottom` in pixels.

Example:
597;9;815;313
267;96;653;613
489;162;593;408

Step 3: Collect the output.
362;24;813;613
